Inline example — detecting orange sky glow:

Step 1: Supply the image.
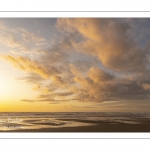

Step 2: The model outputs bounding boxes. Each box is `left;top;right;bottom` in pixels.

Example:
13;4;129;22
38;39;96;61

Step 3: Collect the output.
0;18;150;112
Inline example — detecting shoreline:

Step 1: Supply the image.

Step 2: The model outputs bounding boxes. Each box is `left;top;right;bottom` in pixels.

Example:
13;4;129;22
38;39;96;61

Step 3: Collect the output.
2;123;150;132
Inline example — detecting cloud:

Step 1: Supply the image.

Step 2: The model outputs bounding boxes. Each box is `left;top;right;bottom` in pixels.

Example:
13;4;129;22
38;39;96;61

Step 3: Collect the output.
17;73;44;84
57;18;149;73
0;21;45;55
20;99;36;103
32;83;50;94
20;98;56;103
2;55;60;79
55;92;74;97
140;83;150;91
51;76;68;87
1;18;150;109
70;64;83;77
20;98;72;104
19;28;45;45
88;67;115;83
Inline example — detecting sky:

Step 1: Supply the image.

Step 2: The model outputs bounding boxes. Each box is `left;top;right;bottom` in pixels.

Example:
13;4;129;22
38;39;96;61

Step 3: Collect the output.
0;18;150;112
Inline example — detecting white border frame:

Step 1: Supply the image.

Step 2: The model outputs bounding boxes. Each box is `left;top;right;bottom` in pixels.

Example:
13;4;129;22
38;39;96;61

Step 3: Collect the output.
0;133;150;139
0;12;150;18
0;11;150;139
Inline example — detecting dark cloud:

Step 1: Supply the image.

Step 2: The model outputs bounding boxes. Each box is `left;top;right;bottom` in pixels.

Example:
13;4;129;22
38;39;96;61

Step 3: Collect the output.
55;92;74;96
20;99;36;103
21;98;72;103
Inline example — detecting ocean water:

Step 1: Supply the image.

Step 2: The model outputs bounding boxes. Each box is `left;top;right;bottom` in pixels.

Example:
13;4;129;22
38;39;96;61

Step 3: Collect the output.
0;112;149;131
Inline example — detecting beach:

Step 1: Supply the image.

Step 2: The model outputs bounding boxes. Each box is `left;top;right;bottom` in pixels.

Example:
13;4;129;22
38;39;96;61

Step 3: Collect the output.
5;122;150;132
0;112;150;132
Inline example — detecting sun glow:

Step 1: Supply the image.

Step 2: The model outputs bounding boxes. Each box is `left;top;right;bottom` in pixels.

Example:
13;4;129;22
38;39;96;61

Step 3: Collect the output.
0;70;15;99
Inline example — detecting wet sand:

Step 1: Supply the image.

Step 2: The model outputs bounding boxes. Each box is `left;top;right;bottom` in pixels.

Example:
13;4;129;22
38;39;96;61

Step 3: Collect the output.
1;112;150;132
3;121;150;132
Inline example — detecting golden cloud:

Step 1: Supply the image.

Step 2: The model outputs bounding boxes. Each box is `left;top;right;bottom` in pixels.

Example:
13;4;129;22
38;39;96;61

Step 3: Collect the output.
57;18;148;72
3;55;59;79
